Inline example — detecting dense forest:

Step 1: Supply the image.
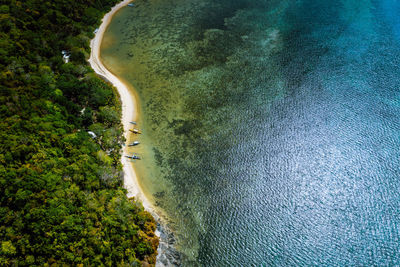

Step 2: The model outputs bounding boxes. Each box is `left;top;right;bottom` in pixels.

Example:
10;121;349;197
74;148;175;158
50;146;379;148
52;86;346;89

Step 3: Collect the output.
0;0;158;265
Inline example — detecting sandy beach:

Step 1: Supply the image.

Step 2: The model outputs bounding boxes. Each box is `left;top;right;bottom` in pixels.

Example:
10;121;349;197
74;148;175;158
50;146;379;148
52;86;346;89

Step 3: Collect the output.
88;0;153;210
89;3;180;265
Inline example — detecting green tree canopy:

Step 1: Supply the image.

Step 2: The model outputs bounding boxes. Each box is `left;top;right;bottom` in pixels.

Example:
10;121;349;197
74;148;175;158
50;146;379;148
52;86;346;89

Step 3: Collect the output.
0;0;158;265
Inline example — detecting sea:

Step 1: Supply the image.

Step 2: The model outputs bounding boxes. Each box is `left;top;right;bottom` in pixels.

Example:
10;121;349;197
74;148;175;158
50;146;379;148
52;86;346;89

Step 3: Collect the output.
100;0;400;265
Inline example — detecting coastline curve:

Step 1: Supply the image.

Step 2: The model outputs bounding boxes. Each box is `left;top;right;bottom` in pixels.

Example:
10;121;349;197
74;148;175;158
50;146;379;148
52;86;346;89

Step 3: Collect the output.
88;2;181;265
88;0;152;210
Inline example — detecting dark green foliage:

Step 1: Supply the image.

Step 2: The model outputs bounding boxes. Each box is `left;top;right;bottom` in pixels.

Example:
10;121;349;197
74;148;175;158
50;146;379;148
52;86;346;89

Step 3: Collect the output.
0;0;158;265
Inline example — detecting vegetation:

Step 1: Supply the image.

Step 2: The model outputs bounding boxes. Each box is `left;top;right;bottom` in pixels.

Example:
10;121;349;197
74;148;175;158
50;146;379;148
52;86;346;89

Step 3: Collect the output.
0;0;158;265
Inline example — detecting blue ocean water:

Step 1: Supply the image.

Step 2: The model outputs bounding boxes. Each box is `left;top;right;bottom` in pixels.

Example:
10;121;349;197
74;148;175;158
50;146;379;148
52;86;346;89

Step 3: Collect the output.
101;0;400;265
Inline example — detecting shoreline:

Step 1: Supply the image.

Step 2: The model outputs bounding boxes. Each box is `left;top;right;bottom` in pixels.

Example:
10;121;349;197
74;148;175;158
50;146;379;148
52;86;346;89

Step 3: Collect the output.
88;0;154;211
88;2;181;265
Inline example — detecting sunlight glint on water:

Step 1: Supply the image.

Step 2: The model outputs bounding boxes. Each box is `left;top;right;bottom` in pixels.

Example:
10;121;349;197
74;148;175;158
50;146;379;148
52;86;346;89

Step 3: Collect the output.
101;0;400;265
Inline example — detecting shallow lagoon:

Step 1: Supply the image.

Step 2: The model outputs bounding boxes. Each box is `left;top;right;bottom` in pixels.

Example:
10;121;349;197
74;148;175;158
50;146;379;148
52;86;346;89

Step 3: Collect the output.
101;0;400;265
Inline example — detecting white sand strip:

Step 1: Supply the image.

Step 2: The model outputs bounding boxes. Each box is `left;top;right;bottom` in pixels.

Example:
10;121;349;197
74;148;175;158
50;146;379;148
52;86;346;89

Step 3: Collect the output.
88;0;153;211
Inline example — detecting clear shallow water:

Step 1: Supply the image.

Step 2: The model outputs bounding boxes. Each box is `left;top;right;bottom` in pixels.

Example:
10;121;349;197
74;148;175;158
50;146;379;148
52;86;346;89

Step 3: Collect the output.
101;0;400;265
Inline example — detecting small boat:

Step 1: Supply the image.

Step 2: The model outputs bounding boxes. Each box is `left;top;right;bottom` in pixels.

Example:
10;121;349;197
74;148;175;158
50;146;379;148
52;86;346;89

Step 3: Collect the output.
128;141;140;146
129;128;142;134
130;121;137;125
125;153;140;161
127;3;135;7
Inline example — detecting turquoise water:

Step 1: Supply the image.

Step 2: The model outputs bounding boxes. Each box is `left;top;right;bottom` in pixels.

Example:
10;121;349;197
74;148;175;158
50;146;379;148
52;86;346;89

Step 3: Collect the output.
101;0;400;265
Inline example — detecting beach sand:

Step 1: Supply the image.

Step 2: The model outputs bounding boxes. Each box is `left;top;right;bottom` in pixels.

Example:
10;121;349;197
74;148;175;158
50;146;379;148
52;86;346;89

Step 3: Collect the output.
88;0;153;211
89;2;181;265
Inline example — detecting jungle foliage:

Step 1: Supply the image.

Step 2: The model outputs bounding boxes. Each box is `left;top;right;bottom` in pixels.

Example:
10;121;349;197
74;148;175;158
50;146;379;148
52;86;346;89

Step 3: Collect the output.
0;0;158;265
